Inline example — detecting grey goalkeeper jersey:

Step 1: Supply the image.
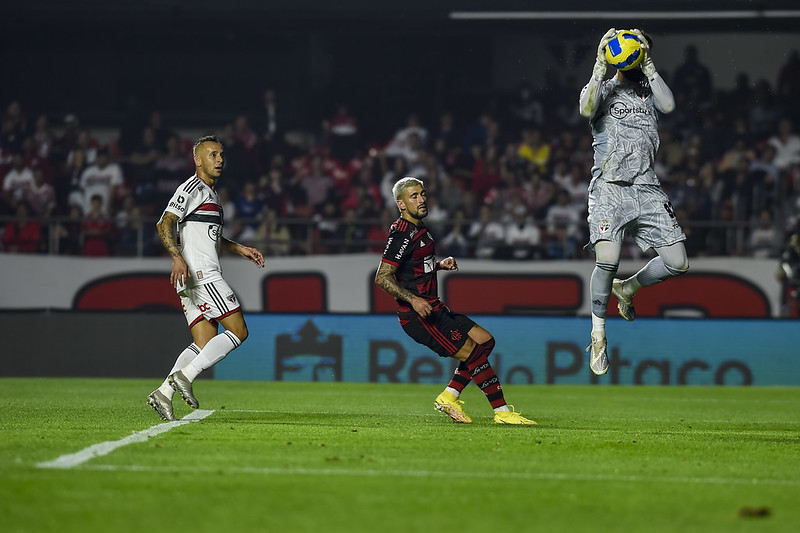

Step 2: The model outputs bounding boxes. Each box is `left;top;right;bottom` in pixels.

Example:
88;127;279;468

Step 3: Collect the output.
588;78;661;186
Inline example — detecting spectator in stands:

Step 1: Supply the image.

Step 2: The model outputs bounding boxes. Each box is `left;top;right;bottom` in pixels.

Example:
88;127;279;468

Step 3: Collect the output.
509;81;544;130
233;181;264;244
471;143;501;202
2;100;26;135
546;188;582;242
153;135;192;211
254;88;283;167
299;153;334;209
115;194;152;256
61;148;87;211
78;148;123;215
256;208;291;257
128;126;162;207
749;208;778;258
385;113;428;157
2;152;34;210
81;194;112;256
53;114;80;161
768;118;800;171
517;128;550;174
147;110;174;151
56;204;83;255
778;50;800;121
24;168;56;219
673;44;712;110
32;113;53;160
1;202;42;253
21;136;50;182
67;129;99;168
750;79;780;139
439;208;469;258
379;154;407;209
469;204;505;259
521;170;555;220
314;201;339;254
504;206;541;260
340;207;367;254
329;104;359;163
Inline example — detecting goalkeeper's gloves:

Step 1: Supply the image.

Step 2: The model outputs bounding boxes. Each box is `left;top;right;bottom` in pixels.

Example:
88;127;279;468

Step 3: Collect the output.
631;29;657;79
593;28;616;80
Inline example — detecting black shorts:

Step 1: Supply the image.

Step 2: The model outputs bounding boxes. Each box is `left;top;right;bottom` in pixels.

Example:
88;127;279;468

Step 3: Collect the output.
401;307;476;358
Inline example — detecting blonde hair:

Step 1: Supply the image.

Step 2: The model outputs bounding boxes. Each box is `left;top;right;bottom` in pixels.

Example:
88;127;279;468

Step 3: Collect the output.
392;176;423;202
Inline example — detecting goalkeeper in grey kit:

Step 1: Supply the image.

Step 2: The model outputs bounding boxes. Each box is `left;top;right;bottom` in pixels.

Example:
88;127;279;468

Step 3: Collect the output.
578;29;689;376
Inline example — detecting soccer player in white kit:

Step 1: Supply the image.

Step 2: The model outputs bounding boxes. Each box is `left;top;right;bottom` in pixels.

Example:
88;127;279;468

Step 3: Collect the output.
147;135;265;421
579;29;689;376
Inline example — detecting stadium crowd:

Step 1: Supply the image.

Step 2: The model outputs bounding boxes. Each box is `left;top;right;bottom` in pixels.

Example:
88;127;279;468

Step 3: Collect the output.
2;46;800;261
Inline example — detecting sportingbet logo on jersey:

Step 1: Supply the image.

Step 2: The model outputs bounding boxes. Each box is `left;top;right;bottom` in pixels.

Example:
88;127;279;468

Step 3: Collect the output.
168;195;186;212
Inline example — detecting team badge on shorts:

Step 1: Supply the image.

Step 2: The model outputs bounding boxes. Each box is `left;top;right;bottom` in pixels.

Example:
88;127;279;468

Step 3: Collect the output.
450;330;462;341
598;220;611;233
226;292;236;303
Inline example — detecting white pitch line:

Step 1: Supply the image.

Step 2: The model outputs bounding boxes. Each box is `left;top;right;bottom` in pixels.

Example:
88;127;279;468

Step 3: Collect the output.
36;410;215;469
78;463;800;487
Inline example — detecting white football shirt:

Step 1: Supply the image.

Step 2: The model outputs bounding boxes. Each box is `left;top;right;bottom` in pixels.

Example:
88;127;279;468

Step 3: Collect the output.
162;175;224;290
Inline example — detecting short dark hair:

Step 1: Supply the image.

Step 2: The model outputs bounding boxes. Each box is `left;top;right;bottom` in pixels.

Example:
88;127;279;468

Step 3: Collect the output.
193;135;222;156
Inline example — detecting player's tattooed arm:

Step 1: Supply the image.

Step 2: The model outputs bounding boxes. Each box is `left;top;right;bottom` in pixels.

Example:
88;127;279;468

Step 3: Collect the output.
156;212;181;258
156;211;189;289
375;262;414;302
375;262;433;318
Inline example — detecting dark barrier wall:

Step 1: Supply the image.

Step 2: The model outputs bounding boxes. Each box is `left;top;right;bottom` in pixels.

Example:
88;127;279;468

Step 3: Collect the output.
0;312;193;378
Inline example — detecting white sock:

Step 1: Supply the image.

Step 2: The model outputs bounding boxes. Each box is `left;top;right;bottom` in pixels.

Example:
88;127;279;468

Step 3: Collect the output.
591;313;606;338
445;386;460;397
181;331;242;381
494;405;510;413
159;343;200;398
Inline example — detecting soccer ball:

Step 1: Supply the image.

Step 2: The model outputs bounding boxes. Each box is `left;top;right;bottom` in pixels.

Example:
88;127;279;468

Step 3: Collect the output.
604;30;644;71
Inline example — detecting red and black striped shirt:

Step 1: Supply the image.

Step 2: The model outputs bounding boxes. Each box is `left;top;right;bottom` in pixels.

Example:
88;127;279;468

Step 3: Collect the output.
380;217;441;316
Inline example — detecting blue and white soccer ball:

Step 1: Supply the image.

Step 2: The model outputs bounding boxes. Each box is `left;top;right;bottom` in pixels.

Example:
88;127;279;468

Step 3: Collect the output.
604;30;644;71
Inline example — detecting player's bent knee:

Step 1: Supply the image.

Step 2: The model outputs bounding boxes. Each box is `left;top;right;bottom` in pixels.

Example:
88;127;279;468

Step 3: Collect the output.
665;262;688;278
454;338;476;362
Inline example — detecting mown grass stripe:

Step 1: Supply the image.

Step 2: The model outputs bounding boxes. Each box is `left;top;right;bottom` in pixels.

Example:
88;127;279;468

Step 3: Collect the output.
79;463;800;487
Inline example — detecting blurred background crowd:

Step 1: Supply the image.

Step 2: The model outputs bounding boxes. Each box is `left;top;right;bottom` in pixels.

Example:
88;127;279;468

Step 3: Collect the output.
3;42;800;263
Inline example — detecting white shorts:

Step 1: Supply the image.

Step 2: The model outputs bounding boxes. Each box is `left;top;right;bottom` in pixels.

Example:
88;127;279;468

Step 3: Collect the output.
587;181;686;252
180;279;242;328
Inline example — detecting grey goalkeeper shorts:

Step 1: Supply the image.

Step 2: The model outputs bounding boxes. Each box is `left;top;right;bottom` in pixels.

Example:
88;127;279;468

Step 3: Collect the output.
586;180;686;252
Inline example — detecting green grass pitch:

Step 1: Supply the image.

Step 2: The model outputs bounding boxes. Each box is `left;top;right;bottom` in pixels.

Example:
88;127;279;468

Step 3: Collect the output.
1;378;798;532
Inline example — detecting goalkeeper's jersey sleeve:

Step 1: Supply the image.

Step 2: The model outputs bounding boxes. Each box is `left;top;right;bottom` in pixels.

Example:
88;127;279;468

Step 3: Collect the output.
162;175;224;288
589;78;661;186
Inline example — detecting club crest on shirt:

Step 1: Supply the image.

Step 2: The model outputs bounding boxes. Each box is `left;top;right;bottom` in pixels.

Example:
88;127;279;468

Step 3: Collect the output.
450;330;462;341
598;220;611;233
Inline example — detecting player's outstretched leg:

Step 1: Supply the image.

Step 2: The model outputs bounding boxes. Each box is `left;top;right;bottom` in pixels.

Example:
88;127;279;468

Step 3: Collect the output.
147;389;177;421
463;337;536;425
434;362;473;423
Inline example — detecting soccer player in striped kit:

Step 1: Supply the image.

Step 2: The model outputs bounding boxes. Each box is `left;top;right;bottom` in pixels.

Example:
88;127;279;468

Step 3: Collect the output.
147;135;265;421
375;177;535;424
579;29;689;376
